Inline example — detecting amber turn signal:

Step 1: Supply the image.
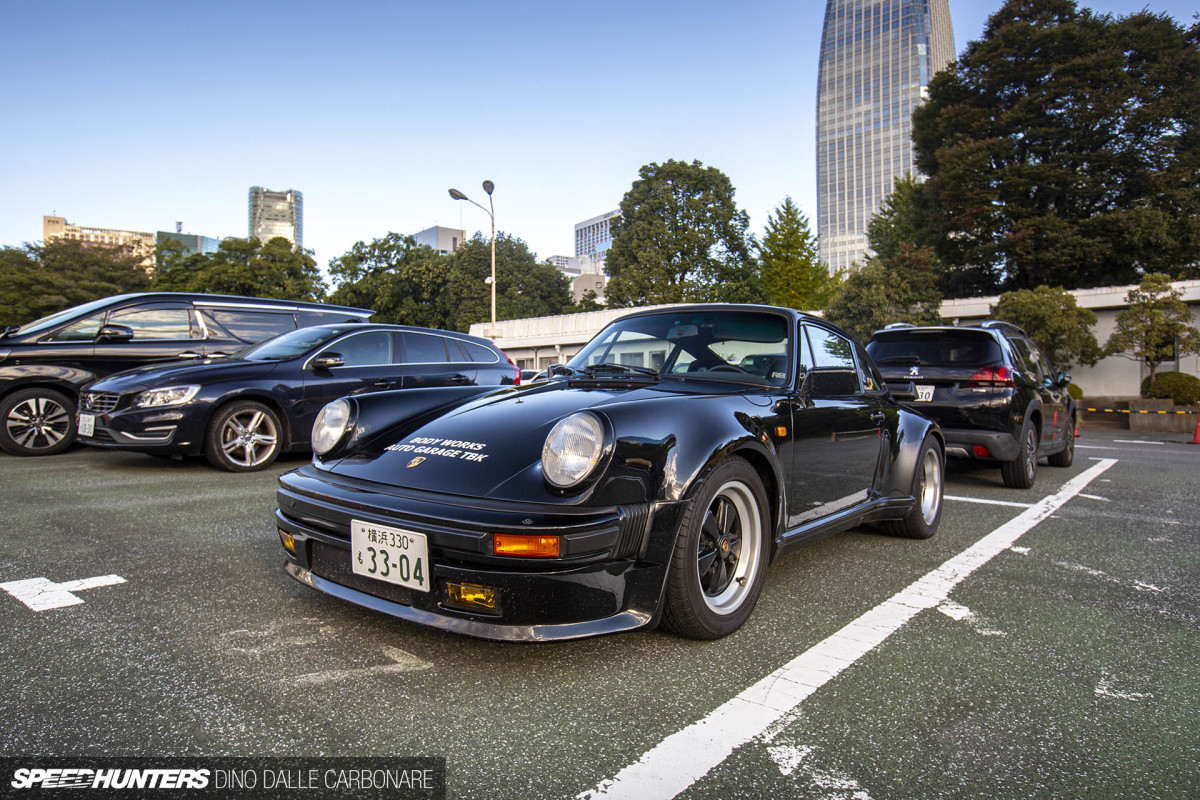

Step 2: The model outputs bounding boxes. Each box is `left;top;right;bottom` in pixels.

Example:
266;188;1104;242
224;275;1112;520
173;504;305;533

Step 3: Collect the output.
493;533;561;558
278;528;295;553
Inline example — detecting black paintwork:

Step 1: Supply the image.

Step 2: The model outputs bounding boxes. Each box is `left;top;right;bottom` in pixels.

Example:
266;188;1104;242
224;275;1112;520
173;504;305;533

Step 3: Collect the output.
275;305;943;641
77;324;517;456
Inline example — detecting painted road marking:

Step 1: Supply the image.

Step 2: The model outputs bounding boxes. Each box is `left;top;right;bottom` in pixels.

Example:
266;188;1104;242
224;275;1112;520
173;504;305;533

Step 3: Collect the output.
292;645;432;685
579;458;1118;800
946;495;1034;509
1112;440;1165;445
0;575;126;611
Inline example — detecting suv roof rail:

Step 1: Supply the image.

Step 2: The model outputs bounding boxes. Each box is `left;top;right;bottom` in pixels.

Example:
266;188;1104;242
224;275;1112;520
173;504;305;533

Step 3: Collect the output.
978;319;1029;336
882;322;916;329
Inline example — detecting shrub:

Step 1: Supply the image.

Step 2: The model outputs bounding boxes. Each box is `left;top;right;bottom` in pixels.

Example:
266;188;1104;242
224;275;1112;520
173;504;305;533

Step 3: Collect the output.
1141;371;1200;406
1067;383;1084;401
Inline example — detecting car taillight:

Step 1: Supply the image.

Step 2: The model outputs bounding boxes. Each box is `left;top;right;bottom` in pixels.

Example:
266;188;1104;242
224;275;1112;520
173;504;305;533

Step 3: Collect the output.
506;354;521;385
966;365;1014;387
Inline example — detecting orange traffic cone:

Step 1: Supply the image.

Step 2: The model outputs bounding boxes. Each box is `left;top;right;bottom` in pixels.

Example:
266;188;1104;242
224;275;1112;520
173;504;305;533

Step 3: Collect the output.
1192;414;1200;445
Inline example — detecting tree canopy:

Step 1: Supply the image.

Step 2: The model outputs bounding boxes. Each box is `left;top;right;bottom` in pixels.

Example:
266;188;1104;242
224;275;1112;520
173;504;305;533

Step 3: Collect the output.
912;0;1200;295
328;233;450;327
0;239;151;326
991;286;1101;369
446;233;572;329
758;197;839;311
153;237;327;302
1104;273;1200;385
604;159;764;306
823;243;944;344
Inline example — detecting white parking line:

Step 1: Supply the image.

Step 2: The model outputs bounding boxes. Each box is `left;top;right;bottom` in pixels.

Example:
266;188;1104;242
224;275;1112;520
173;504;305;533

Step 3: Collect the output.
579;458;1118;800
945;495;1034;509
0;575;126;611
1112;440;1165;446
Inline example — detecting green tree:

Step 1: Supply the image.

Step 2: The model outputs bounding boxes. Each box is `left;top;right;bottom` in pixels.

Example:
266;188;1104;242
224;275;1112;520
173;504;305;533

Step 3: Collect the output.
912;0;1200;294
824;244;943;343
446;233;571;331
564;288;604;314
0;239;151;325
992;286;1101;369
605;159;764;306
1104;273;1200;386
328;233;451;327
758;197;839;311
153;237;327;301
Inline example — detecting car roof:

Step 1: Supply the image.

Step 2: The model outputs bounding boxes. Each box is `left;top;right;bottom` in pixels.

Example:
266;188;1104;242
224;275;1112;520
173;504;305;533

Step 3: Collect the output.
868;321;1029;340
102;292;374;315
304;322;498;346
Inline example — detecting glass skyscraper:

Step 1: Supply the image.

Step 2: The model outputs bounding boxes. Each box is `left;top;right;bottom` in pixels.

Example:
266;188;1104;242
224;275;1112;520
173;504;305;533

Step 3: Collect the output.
816;0;954;273
248;186;304;249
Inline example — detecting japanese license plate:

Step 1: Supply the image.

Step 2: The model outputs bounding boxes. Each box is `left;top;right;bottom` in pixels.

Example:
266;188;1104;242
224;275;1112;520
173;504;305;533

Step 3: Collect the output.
915;385;935;402
78;414;96;437
350;520;429;593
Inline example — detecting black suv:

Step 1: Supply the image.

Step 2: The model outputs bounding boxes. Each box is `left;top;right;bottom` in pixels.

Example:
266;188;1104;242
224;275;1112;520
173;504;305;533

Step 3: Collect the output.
866;321;1075;489
0;293;372;456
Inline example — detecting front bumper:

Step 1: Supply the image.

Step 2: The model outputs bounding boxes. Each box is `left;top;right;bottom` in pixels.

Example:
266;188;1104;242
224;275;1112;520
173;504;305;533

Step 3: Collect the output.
77;406;208;455
275;465;681;641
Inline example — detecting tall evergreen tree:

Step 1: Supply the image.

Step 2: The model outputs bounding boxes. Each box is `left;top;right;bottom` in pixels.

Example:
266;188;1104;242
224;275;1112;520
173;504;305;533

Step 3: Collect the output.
605;159;764;307
758;198;839;311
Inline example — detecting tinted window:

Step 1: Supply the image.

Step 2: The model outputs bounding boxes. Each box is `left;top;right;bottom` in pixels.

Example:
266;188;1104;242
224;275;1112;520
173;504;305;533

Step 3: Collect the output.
856;344;884;392
20;295;129;338
807;326;857;370
867;331;1003;367
458;340;500;364
298;310;366;327
204;309;296;343
109;307;197;340
402;333;450;363
48;312;105;342
328;331;394;367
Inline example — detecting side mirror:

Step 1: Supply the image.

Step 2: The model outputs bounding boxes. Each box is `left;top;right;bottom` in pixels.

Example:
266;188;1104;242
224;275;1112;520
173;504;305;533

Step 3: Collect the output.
1056;371;1071;387
311;353;345;370
95;324;134;343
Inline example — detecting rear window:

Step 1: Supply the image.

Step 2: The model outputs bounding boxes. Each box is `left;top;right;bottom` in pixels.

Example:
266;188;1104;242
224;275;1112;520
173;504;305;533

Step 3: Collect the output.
867;331;1003;368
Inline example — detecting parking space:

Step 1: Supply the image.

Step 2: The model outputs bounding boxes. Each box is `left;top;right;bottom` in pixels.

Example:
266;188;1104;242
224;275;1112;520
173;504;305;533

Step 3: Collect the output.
1;435;1197;799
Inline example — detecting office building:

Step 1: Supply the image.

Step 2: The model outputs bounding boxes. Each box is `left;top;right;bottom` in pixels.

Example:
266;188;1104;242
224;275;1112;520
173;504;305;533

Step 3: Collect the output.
248;186;303;248
816;0;954;273
575;210;620;261
156;231;221;256
413;225;465;254
42;215;156;268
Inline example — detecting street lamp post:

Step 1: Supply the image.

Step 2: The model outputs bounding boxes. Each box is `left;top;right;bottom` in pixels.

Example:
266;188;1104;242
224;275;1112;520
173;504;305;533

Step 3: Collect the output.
448;181;497;337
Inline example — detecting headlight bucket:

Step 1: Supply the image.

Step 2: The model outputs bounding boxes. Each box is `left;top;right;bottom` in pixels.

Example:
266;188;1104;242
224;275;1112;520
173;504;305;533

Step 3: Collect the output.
542;411;609;490
312;398;353;457
134;385;200;408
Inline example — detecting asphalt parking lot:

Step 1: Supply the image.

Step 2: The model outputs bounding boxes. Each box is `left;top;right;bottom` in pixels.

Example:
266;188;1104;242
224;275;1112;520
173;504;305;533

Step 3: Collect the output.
2;433;1197;799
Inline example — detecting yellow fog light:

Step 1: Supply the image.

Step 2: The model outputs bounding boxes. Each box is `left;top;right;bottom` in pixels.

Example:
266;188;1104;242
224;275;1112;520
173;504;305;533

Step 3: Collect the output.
446;582;497;612
493;533;561;558
278;528;295;553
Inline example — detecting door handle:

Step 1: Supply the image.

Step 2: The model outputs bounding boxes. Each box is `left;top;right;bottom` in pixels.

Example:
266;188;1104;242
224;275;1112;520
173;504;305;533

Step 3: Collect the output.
373;380;396;389
450;375;471;385
177;351;202;359
870;411;886;424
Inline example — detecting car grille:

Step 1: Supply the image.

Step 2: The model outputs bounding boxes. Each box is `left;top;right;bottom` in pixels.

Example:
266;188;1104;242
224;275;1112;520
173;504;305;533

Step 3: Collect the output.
310;540;416;607
82;392;120;414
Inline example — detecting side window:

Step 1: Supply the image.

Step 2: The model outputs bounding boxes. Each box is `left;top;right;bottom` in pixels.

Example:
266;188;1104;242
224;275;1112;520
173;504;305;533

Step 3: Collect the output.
1009;337;1044;383
458;340;500;364
795;325;814;383
805;325;861;394
203;309;296;343
108;307;198;340
48;312;105;342
327;331;393;367
402;332;450;363
855;344;884;392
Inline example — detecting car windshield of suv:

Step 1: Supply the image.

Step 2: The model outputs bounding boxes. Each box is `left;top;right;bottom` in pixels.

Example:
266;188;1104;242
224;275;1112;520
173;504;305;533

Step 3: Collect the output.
9;295;135;338
238;325;365;361
568;310;790;386
867;330;1003;367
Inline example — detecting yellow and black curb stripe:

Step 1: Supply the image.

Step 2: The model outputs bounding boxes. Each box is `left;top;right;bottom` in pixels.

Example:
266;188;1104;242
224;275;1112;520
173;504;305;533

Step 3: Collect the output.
1084;407;1200;415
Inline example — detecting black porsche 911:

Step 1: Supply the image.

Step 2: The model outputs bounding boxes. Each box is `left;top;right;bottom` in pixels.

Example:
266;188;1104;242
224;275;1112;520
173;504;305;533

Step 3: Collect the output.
276;305;945;641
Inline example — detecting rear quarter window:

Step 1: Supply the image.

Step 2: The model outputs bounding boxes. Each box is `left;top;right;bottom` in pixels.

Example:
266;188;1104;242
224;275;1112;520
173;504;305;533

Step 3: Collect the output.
203;309;297;344
867;332;1002;367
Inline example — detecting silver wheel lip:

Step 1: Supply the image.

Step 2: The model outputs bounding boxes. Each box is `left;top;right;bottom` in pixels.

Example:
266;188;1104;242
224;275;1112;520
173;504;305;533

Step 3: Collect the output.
918;447;942;525
218;409;279;467
6;396;72;450
698;479;763;615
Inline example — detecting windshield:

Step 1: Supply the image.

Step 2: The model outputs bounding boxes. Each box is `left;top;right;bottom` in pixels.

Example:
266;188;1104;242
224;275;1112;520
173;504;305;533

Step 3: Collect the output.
8;295;137;337
238;324;364;361
568;309;791;387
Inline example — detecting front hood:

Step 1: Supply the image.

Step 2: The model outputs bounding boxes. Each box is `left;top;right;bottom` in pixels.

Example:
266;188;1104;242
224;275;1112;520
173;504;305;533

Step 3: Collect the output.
324;379;729;501
86;359;276;393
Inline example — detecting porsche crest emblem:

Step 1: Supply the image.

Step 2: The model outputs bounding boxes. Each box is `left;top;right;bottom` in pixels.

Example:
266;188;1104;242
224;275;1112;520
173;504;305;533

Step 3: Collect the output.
406;457;427;469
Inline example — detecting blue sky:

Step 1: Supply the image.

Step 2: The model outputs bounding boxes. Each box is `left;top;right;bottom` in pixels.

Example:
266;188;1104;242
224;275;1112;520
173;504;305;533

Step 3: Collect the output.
1;1;1195;275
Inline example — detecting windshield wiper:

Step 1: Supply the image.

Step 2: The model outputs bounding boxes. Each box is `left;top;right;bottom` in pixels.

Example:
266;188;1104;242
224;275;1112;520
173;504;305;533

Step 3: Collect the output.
581;362;660;379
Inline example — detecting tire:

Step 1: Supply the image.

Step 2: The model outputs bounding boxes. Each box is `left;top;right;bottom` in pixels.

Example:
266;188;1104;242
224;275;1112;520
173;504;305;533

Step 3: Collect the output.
1001;422;1038;489
0;388;77;456
205;400;282;472
662;458;770;639
1048;417;1075;468
880;435;943;539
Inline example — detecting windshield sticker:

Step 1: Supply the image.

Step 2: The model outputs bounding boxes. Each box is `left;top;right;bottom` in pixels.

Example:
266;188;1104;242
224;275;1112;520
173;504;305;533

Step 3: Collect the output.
386;436;489;463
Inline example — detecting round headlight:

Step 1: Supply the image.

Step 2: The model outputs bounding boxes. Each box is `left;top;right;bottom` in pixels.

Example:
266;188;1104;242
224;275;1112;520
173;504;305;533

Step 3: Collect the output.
312;399;352;456
542;412;605;488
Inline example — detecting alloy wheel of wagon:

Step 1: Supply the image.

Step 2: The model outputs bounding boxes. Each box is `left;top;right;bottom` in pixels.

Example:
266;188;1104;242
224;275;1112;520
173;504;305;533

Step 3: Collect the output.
0;388;77;456
1048;417;1075;468
881;435;943;539
1001;423;1038;489
205;400;281;472
663;458;769;639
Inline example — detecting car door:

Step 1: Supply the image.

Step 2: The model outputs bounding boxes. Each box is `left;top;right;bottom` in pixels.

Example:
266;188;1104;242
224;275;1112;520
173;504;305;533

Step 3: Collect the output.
786;324;886;528
297;330;408;441
1025;340;1069;448
397;331;478;388
85;303;206;377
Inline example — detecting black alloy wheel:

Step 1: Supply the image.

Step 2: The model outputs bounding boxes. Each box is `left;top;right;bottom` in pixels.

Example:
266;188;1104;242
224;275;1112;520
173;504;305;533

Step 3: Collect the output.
1001;423;1038;489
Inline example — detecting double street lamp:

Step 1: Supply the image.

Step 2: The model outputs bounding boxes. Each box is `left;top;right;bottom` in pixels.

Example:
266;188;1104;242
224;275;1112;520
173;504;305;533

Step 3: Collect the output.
448;180;497;337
